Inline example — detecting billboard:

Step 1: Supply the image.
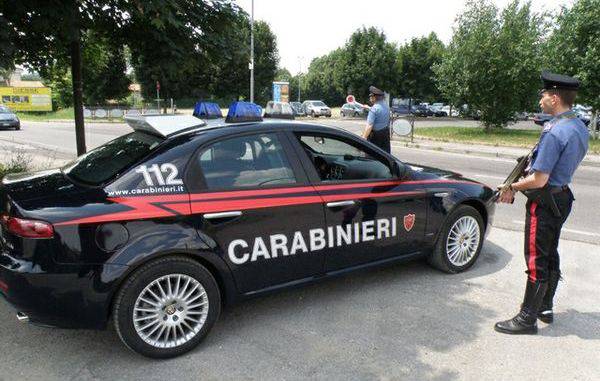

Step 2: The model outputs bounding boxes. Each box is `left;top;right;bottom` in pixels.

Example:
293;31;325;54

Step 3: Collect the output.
0;87;52;111
272;81;290;103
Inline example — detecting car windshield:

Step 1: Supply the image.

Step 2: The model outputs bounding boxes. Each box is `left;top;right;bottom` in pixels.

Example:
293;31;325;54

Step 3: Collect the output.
62;131;164;186
312;101;326;107
0;106;10;114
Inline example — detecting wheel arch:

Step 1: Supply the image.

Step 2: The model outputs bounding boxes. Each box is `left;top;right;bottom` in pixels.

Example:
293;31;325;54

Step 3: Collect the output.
105;250;237;324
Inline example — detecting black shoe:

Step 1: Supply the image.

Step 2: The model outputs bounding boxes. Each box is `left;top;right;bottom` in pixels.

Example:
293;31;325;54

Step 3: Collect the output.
495;280;548;335
538;309;554;324
494;310;538;335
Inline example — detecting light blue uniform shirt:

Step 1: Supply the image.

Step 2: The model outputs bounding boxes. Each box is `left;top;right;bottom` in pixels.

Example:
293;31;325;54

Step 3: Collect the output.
367;101;390;131
531;110;589;186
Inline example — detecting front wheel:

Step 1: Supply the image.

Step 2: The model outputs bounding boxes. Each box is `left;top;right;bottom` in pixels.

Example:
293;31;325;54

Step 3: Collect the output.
113;256;221;358
428;205;484;273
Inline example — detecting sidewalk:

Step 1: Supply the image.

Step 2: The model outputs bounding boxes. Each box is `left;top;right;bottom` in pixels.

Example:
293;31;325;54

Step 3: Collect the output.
392;136;600;168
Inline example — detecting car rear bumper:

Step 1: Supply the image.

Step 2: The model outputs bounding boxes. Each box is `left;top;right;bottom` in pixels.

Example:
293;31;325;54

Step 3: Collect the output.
0;252;128;329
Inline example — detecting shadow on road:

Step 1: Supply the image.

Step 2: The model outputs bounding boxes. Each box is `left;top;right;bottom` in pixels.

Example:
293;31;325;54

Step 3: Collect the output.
539;309;600;340
0;240;512;380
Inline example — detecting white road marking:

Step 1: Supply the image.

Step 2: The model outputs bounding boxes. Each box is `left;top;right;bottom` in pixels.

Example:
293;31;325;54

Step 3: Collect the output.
511;220;600;237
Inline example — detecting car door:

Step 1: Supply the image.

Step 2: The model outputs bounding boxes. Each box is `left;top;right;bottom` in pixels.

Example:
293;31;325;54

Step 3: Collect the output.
185;130;328;294
288;130;428;272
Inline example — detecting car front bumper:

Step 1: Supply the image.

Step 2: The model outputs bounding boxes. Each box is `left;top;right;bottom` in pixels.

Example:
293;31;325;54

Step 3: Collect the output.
0;120;19;128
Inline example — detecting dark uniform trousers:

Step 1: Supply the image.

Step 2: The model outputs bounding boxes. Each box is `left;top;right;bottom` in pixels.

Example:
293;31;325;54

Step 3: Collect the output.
369;128;391;153
524;188;574;283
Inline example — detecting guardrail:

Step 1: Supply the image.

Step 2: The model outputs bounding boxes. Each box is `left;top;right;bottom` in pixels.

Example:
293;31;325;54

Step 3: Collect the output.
82;106;161;119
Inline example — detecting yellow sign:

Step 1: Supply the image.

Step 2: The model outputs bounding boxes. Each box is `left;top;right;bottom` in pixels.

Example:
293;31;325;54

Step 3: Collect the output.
0;87;52;111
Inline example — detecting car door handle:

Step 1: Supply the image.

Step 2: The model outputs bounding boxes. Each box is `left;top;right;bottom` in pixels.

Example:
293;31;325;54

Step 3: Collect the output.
203;211;243;220
326;200;355;208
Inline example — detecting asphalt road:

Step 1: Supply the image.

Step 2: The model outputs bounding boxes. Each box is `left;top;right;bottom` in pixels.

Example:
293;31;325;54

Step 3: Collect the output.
2;119;598;244
1;119;599;379
1;228;599;380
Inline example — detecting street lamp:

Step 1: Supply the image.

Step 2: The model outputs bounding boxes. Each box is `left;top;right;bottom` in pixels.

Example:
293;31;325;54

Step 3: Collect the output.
297;56;303;102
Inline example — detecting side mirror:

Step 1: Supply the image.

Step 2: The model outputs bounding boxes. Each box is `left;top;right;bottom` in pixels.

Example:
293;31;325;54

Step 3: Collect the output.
392;118;412;136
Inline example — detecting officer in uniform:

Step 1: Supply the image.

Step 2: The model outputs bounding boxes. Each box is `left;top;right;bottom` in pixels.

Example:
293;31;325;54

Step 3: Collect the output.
495;71;589;334
362;85;391;153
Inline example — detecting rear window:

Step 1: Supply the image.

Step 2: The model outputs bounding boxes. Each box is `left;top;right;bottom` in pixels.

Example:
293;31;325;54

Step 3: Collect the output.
62;131;164;185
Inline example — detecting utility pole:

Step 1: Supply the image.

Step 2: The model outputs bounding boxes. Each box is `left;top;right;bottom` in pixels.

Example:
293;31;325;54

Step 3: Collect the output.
249;0;254;103
297;56;302;102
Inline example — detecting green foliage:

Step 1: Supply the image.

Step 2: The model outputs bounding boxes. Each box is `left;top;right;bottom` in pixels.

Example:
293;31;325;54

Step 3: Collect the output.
301;27;399;106
397;33;446;102
0;151;30;179
2;1;271;109
545;0;600;112
435;0;545;129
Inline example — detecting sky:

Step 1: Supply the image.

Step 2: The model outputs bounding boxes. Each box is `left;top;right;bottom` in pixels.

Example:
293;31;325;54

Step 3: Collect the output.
236;0;571;73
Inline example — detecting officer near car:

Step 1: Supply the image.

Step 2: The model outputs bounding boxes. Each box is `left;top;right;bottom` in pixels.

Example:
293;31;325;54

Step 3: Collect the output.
495;71;589;335
361;85;391;153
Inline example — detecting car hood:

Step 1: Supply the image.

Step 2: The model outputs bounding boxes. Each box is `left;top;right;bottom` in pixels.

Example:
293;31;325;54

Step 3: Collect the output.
405;162;485;185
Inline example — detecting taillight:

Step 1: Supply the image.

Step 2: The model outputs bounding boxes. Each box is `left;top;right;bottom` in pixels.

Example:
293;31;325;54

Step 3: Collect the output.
1;215;54;239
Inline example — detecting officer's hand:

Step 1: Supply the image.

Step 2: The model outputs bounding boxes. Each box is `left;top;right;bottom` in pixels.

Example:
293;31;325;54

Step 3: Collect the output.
497;189;515;204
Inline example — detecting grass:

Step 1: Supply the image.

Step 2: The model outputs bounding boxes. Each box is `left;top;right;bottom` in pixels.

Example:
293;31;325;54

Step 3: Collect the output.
413;126;600;154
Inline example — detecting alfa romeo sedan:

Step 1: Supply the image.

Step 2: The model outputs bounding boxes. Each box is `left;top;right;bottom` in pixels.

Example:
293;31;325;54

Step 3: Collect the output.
0;102;495;358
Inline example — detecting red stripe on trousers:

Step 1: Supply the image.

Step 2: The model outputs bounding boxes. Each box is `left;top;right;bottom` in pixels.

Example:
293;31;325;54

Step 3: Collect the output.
528;202;538;282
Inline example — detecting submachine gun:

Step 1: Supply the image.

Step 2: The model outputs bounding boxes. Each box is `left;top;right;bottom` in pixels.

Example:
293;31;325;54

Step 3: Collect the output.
497;145;561;218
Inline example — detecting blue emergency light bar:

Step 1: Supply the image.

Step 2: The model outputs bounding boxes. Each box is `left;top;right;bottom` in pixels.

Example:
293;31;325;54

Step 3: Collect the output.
193;102;223;119
225;101;263;123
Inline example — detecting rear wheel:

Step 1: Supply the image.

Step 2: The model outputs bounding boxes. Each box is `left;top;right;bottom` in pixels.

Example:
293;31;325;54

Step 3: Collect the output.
428;205;484;273
113;256;221;358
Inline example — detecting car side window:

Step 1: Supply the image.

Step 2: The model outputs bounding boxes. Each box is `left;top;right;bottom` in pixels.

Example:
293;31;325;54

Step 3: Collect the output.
295;134;393;182
197;133;297;189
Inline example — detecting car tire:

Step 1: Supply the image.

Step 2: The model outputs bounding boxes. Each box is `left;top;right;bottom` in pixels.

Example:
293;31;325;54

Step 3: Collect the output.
326;115;331;118
113;256;221;359
15;124;20;130
311;111;316;118
340;111;345;118
353;112;359;117
428;205;484;274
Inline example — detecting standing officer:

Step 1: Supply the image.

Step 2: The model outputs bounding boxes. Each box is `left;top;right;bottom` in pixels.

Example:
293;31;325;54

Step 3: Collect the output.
495;71;589;335
361;86;391;153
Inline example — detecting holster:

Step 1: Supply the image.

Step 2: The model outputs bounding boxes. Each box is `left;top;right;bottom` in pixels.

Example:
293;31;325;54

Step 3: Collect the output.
522;186;561;218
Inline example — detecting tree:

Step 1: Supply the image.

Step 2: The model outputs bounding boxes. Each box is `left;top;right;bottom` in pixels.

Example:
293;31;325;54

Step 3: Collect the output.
397;33;446;102
1;0;242;154
300;27;399;105
435;0;545;130
545;0;600;135
338;27;399;100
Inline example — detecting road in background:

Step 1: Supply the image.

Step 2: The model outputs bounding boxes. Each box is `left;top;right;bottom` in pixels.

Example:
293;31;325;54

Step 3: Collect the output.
1;119;597;244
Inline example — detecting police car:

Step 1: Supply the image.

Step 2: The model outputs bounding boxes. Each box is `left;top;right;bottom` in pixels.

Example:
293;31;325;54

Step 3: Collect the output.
0;102;495;358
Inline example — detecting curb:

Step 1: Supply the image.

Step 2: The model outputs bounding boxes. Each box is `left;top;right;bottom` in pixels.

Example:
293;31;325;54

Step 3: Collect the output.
391;139;600;169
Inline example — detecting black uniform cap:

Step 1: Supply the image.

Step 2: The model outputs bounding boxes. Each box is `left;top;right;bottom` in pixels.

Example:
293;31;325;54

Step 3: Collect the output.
369;85;384;96
541;71;580;92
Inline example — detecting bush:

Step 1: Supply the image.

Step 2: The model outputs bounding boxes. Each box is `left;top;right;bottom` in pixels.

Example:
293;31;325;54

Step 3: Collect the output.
0;152;31;179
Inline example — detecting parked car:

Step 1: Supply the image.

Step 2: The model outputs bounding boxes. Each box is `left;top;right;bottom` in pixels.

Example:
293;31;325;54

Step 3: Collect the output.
441;105;459;117
340;102;367;118
263;101;295;120
0;105;495;358
430;103;448;117
533;112;598;129
302;100;332;118
413;104;434;117
290;101;306;117
0;105;20;130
